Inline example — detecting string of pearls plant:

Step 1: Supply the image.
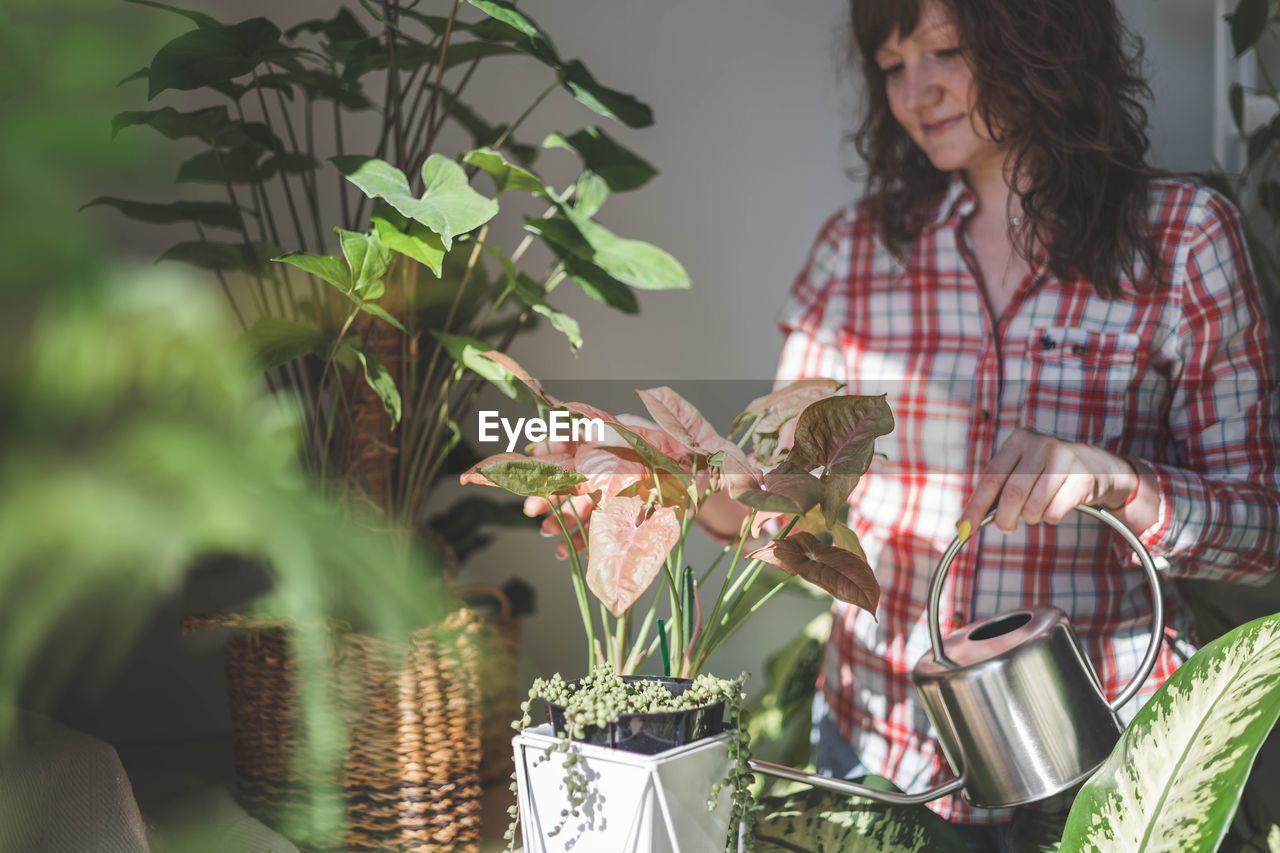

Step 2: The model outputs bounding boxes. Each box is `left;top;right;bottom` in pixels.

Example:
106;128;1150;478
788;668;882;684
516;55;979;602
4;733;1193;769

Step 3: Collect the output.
505;668;757;852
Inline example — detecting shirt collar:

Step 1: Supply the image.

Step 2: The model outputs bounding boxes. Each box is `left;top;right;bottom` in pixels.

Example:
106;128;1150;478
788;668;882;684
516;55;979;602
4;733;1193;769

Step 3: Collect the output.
926;172;975;232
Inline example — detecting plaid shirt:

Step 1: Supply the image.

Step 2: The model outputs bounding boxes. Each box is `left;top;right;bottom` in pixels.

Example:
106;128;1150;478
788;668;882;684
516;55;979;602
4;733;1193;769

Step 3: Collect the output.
776;175;1280;823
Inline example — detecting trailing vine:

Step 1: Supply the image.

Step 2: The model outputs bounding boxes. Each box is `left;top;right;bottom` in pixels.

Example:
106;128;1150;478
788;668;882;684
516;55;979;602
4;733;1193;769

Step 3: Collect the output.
506;668;756;852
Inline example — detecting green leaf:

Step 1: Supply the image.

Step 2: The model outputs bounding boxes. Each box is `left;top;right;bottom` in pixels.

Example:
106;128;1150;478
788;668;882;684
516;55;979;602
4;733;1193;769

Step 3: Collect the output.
158;241;278;272
560;256;640;313
255;69;371;110
336;228;390;298
239;317;330;370
442;93;539;167
272;250;349;290
567;211;690;291
431;331;518;400
372;216;446;277
350;347;402;427
1227;0;1270;57
465;0;559;59
526;213;690;292
559;59;654;129
463;147;548;196
1061;612;1280;852
147;18;283;98
81;197;245;229
353;300;405;332
754;786;968;852
332;154;499;250
544;126;658;192
573;172;609;219
483;244;582;351
479;459;585;498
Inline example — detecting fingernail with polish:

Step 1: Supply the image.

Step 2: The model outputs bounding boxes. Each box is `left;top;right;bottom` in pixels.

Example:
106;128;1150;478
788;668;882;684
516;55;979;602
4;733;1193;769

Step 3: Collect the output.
955;519;972;543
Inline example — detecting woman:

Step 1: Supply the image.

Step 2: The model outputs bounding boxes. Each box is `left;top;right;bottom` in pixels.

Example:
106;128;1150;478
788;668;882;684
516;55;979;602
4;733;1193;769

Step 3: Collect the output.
777;0;1280;845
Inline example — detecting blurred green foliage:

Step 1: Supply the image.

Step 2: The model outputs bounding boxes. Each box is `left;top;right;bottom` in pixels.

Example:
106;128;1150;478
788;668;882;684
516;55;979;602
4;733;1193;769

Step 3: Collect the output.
0;0;452;838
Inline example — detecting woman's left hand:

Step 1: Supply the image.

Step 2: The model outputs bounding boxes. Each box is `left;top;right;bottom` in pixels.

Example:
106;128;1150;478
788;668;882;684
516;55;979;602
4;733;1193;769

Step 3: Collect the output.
957;427;1156;535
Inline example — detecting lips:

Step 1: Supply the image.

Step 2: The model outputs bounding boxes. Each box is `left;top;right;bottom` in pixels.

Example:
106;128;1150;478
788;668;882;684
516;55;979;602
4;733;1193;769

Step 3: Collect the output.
923;115;964;135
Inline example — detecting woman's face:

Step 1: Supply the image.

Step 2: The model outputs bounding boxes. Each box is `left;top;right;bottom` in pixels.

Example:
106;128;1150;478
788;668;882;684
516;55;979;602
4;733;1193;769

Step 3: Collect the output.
874;0;1006;179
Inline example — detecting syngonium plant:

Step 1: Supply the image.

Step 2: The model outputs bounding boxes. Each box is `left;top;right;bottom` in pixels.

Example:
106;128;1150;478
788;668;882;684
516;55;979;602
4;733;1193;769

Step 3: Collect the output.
461;353;893;677
88;0;689;573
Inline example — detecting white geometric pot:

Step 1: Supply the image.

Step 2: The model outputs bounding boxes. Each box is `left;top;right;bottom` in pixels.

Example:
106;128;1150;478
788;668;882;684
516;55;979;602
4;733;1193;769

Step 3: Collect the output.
513;724;740;853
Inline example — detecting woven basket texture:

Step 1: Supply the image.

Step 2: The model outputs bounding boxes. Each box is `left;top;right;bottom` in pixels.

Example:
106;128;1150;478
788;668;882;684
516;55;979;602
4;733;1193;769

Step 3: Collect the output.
186;609;484;853
462;587;521;787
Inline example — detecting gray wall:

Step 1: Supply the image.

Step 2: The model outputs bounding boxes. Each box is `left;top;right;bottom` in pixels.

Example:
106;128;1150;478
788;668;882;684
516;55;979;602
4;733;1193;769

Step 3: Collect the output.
62;0;1223;744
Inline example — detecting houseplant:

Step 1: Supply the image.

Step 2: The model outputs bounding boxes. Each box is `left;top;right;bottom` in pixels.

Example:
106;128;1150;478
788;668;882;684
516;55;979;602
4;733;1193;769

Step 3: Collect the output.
89;0;690;848
461;352;893;851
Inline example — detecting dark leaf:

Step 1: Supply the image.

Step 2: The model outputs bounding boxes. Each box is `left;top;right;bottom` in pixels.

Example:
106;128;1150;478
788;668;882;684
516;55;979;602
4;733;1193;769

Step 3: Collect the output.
125;0;221;29
81;197;246;230
158;240;279;272
175;147;268;184
1230;83;1245;133
147;18;283;98
239;317;331;370
561;256;640;314
747;532;879;613
465;0;559;59
543;126;657;192
559;59;654;129
1227;0;1269;57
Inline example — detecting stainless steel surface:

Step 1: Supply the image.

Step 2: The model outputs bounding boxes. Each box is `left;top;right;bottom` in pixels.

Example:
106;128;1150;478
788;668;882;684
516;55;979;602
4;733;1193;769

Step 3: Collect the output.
927;505;1164;711
913;504;1165;807
747;758;966;805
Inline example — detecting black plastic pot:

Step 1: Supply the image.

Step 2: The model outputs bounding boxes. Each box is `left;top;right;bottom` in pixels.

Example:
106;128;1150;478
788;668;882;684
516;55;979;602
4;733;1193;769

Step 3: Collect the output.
545;675;726;755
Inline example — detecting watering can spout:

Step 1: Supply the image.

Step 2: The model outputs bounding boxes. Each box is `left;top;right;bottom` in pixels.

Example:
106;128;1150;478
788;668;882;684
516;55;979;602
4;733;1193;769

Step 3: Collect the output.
747;758;966;805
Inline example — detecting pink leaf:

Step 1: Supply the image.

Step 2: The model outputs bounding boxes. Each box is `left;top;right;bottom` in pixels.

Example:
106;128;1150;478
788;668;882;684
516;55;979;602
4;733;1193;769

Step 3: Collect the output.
477;351;561;407
586;496;682;617
575;445;651;502
636;387;732;455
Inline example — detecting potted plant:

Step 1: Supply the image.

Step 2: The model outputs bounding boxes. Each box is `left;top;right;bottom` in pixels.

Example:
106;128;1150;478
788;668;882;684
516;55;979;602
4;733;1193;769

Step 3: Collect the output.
89;1;689;848
461;352;893;851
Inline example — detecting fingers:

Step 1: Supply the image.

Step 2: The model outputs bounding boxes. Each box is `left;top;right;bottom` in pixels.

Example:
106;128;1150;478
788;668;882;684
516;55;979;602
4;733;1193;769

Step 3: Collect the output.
959;428;1139;535
528;493;596;559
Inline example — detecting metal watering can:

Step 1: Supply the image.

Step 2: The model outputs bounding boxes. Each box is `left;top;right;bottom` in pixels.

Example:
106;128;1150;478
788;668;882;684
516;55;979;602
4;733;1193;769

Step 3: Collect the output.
751;504;1164;809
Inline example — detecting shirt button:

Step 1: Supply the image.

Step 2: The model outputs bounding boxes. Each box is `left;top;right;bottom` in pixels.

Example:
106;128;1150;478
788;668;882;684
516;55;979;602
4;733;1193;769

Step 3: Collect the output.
951;611;966;625
979;409;991;423
1071;343;1088;357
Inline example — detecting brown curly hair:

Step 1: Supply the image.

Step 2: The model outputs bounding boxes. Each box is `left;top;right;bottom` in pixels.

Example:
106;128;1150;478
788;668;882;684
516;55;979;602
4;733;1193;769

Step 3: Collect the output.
850;0;1162;297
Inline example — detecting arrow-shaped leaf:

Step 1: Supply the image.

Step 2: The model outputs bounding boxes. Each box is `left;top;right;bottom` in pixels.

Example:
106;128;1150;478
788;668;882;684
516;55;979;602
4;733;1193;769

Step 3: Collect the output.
788;395;894;527
636;386;730;455
332;154;498;250
748;532;878;613
147;18;282;98
586;496;681;617
479;459;586;498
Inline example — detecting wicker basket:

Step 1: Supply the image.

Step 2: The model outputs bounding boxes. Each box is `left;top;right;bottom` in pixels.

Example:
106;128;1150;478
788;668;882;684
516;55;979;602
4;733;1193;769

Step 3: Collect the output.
460;586;522;786
185;609;484;853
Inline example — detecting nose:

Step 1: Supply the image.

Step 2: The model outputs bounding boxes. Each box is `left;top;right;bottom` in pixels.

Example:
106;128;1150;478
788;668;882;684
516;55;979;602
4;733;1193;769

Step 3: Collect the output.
897;63;942;111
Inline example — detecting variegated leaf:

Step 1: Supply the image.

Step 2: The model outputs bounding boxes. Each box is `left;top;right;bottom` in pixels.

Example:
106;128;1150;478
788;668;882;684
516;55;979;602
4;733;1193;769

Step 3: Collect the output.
585;496;681;616
1060;612;1280;852
754;786;968;852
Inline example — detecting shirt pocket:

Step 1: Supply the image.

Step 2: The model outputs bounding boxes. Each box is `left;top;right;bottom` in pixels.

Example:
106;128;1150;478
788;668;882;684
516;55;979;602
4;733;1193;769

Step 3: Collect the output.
1018;327;1141;445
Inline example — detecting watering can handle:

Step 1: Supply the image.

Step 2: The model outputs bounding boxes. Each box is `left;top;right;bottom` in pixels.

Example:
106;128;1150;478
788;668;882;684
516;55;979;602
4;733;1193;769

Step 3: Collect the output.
748;758;966;806
928;504;1164;712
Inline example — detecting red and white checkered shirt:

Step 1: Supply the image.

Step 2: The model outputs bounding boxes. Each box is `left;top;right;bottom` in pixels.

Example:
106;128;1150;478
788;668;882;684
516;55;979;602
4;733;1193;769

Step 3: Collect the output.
776;174;1280;823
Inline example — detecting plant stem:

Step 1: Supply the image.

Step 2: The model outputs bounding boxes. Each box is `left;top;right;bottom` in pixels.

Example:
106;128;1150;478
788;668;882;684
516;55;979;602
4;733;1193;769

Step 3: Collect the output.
383;0;408;170
492;76;560;154
552;504;598;673
415;0;460;186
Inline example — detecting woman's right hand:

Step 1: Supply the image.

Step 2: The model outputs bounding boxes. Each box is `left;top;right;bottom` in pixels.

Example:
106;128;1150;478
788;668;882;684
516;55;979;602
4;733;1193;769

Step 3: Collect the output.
523;494;598;559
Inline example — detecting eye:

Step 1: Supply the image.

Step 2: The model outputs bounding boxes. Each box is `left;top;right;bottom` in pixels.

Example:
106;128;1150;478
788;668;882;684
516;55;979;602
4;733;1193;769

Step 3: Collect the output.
880;63;904;78
935;47;963;60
